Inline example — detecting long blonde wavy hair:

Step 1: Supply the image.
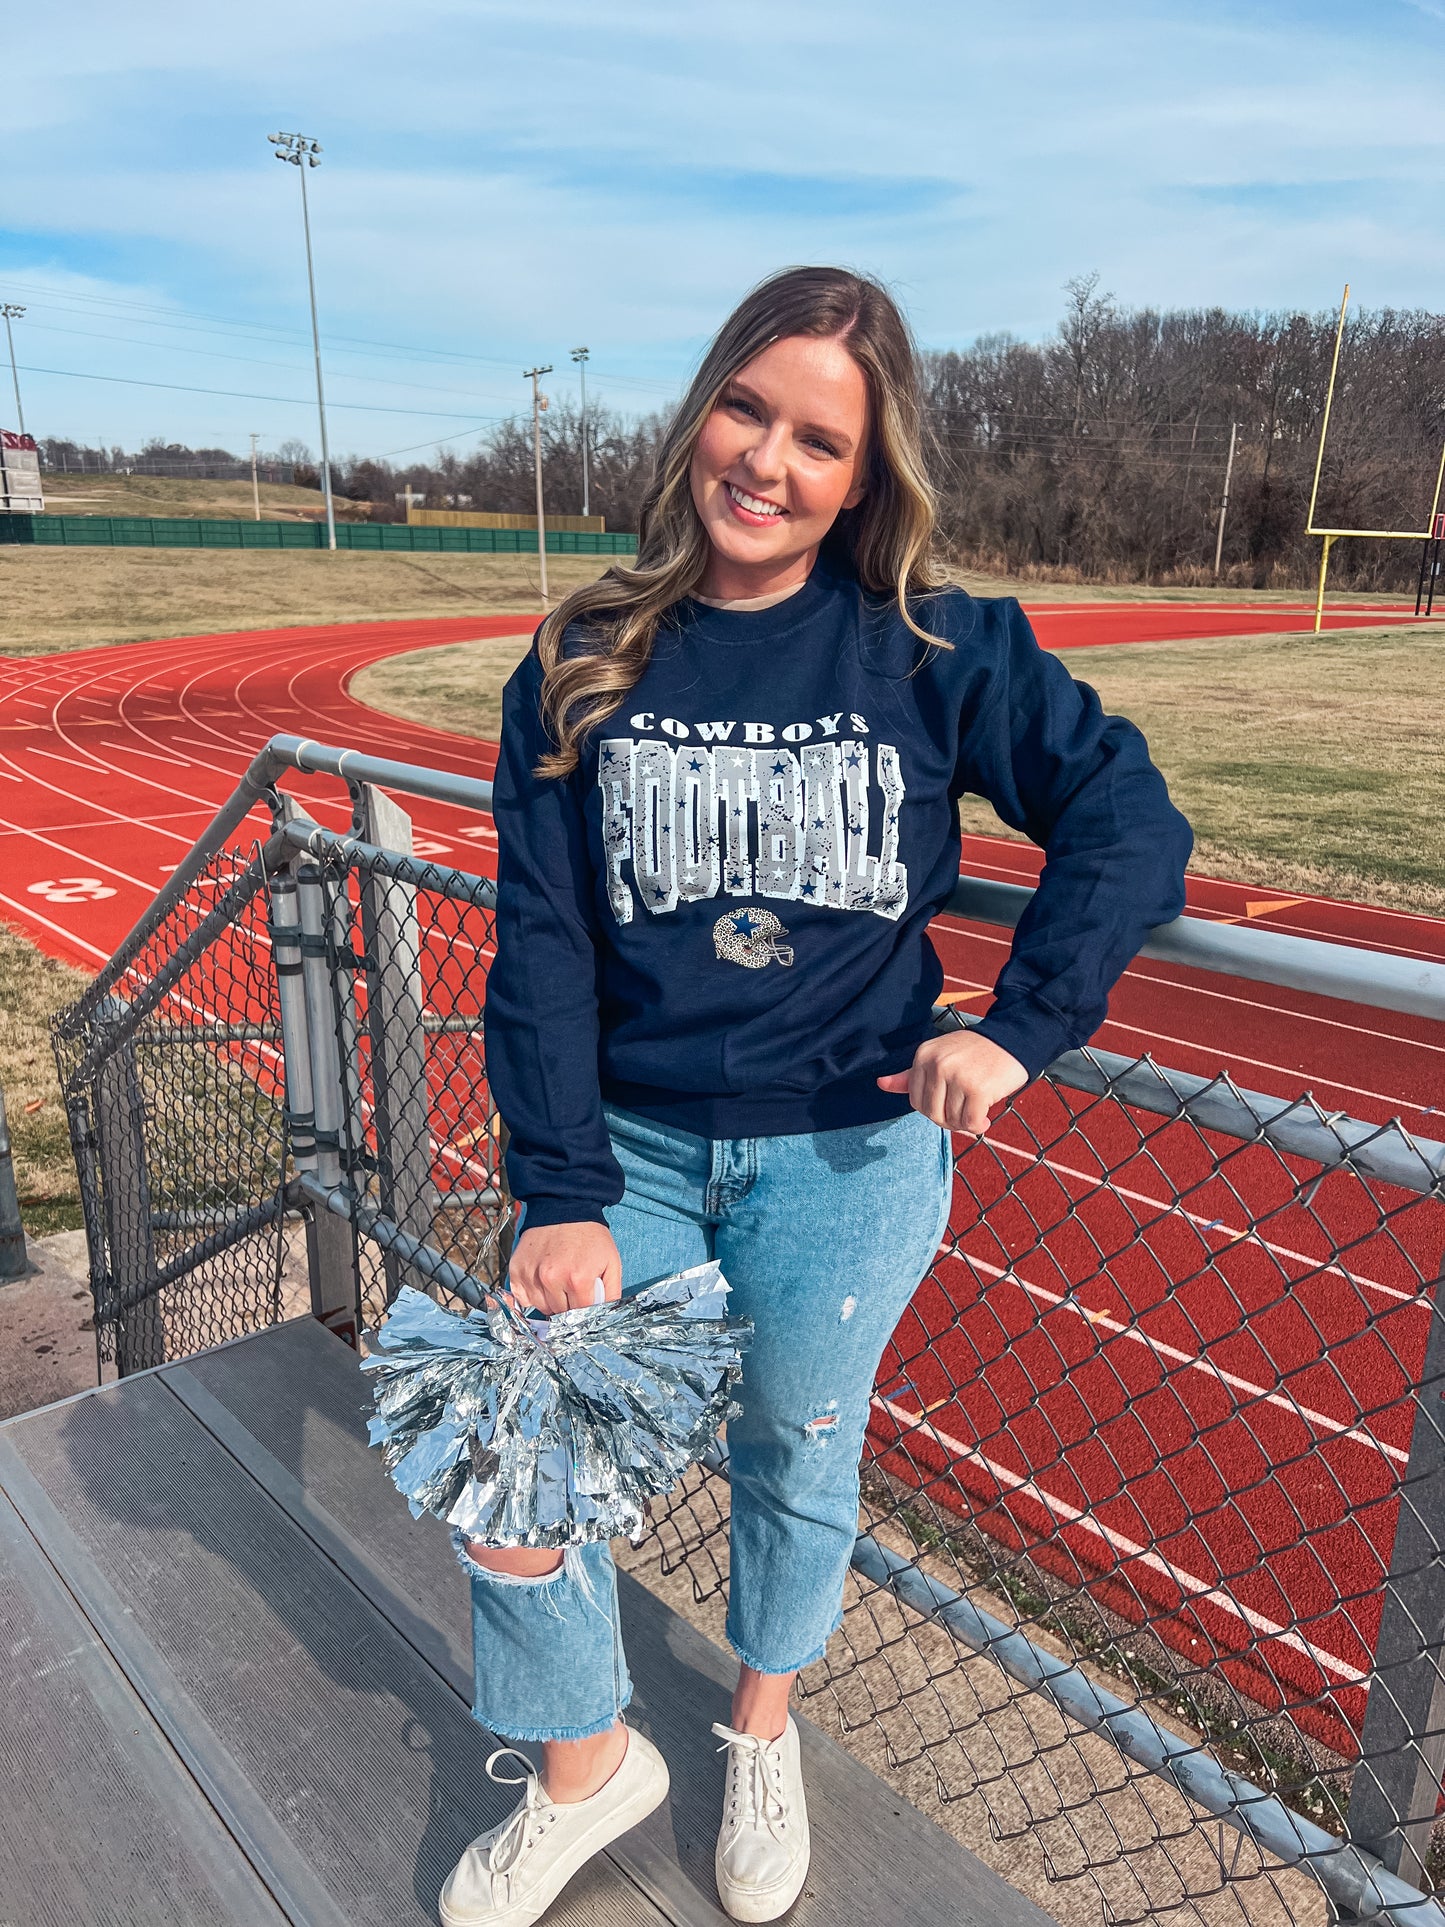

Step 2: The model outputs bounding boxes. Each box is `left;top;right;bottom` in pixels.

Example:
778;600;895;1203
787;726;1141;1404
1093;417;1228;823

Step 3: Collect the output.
533;266;951;778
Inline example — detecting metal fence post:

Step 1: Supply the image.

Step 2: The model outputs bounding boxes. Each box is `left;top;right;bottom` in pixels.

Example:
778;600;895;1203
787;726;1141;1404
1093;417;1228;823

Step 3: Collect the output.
295;861;360;1348
92;997;164;1374
1346;1277;1445;1888
355;783;434;1302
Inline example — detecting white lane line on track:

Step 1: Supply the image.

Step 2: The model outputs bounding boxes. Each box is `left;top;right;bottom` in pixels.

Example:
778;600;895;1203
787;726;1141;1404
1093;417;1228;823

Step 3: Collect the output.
970;1129;1417;1307
0;890;112;963
1113;969;1445;1058
0;810;207;839
958;818;1445;935
945;1245;1406;1466
169;735;256;758
0;812;193;895
1098;1013;1440;1122
948;855;1445;966
28;744;111;771
871;1392;1367;1684
940;936;1442;1098
0;751;244;850
102;741;199;767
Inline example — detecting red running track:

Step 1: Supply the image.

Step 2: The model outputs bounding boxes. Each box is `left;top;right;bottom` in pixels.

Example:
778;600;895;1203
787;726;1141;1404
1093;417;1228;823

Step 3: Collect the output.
2;601;1442;1746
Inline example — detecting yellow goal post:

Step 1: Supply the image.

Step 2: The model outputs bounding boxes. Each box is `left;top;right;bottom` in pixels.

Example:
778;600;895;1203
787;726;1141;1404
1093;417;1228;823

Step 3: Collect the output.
1307;283;1445;630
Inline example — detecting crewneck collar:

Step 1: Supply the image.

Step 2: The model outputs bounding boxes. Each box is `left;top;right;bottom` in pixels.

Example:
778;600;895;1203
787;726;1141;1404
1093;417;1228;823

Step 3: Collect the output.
694;581;806;612
677;553;850;646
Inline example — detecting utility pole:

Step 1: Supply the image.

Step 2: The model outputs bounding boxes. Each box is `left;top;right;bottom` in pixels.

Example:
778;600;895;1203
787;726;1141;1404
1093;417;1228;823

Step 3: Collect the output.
249;432;262;520
1;304;26;434
268;131;337;551
1213;420;1238;578
525;365;553;608
571;345;590;519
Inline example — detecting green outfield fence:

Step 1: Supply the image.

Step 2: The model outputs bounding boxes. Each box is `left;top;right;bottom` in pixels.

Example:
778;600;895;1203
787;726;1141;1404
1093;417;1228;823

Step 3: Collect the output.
0;514;638;555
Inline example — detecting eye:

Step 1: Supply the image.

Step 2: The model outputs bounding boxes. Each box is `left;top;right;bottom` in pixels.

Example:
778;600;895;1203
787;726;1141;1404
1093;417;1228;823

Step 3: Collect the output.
804;435;840;458
724;393;759;421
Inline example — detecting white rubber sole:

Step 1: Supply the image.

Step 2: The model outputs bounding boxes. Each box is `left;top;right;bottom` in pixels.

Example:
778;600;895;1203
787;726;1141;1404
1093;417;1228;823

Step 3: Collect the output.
715;1826;811;1923
440;1734;670;1927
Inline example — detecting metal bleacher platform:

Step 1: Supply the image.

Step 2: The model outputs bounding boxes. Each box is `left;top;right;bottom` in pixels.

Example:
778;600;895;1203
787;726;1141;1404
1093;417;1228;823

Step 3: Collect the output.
0;1314;1054;1927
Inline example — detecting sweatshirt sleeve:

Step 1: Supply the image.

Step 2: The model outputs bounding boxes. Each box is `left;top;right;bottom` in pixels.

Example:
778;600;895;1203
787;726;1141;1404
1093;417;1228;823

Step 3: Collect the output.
482;647;625;1228
959;600;1193;1080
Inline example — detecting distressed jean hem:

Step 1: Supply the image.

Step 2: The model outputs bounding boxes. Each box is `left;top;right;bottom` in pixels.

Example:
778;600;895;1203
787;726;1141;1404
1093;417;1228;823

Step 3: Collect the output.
470;1689;634;1746
726;1608;845;1678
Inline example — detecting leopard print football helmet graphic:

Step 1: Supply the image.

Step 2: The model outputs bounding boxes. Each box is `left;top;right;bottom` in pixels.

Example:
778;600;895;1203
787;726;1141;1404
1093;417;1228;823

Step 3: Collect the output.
712;907;795;968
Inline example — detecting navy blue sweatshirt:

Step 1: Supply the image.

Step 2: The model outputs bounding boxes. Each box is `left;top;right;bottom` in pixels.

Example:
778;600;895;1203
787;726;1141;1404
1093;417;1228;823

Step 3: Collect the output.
484;555;1192;1227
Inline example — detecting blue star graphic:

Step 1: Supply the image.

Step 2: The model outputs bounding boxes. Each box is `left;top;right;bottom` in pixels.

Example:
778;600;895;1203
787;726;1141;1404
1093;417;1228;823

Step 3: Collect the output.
652;887;666;902
846;749;862;768
687;755;703;771
771;759;788;775
801;879;816;897
732;911;758;936
601;746;614;764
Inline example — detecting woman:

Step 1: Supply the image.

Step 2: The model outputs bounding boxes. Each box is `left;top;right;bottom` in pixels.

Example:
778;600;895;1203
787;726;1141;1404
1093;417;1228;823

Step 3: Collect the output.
442;267;1192;1927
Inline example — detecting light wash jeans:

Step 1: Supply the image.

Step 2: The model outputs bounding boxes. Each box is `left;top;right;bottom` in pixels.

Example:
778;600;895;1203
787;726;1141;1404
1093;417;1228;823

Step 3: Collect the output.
463;1102;953;1742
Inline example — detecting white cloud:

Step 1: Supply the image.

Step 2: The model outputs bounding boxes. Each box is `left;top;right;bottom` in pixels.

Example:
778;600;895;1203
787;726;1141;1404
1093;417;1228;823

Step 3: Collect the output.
5;0;1443;447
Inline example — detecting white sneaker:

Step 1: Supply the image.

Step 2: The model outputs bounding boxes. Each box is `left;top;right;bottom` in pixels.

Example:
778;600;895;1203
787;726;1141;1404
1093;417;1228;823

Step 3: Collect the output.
440;1725;669;1927
712;1717;811;1922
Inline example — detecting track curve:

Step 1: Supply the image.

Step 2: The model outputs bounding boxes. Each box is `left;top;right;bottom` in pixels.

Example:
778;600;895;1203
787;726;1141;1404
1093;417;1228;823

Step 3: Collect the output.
3;598;1442;1732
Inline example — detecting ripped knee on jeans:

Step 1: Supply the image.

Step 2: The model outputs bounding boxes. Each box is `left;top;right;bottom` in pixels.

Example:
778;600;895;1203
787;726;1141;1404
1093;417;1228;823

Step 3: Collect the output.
462;1539;566;1581
453;1532;607;1623
803;1403;841;1443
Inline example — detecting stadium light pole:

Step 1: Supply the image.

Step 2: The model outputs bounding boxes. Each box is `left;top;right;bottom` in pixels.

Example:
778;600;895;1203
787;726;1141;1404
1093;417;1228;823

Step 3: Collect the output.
525;365;553;608
571;345;590;519
267;131;337;551
1;304;26;435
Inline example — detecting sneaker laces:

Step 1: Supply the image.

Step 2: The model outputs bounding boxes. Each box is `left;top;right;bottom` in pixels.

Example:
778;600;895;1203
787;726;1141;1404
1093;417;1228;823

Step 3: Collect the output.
712;1722;789;1836
481;1748;552;1882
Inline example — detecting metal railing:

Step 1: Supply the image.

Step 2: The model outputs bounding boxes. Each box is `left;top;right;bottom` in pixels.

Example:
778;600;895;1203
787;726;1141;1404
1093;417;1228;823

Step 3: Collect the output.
51;732;1445;1927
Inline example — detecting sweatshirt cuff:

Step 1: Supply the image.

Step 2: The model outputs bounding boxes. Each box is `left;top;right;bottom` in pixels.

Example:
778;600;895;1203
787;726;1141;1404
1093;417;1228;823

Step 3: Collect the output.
513;1196;612;1231
973;998;1081;1084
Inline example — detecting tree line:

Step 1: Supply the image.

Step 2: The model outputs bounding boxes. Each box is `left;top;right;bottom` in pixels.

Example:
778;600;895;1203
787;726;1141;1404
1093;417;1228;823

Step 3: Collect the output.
921;276;1445;589
39;283;1445;589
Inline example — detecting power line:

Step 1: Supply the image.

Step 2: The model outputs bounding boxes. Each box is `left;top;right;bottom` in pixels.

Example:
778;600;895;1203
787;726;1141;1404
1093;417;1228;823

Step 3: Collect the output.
20;319;532;406
15;361;510;423
1;281;680;394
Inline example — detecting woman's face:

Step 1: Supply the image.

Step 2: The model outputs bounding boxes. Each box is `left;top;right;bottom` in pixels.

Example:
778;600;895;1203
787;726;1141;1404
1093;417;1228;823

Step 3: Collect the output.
689;332;870;594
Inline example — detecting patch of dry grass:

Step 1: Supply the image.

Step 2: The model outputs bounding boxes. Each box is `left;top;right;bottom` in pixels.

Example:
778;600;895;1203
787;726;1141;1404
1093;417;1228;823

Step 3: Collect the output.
350;633;534;740
0;547;611;655
957;624;1445;914
37;472;370;522
0;923;89;1236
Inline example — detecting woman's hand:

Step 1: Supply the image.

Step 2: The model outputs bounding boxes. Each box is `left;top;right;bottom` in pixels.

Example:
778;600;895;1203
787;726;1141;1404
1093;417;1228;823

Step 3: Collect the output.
506;1221;623;1316
876;1030;1028;1137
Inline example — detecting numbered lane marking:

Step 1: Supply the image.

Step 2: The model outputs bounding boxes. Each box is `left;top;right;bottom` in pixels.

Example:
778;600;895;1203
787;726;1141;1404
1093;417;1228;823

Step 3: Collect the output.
27;877;119;904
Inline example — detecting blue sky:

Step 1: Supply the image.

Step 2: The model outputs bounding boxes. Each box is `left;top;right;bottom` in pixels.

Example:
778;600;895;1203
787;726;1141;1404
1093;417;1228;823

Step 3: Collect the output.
4;0;1443;459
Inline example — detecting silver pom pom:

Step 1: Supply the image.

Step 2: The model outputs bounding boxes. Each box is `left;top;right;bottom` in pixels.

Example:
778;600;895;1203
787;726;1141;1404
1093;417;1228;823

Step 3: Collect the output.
362;1261;751;1547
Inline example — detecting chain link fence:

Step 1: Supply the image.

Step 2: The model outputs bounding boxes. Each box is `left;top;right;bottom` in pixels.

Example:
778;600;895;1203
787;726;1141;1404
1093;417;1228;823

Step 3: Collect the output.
51;735;1445;1927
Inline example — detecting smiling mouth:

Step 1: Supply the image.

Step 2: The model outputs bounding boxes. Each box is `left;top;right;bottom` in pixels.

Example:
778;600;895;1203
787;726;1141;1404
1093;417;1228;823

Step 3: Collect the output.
725;481;786;522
